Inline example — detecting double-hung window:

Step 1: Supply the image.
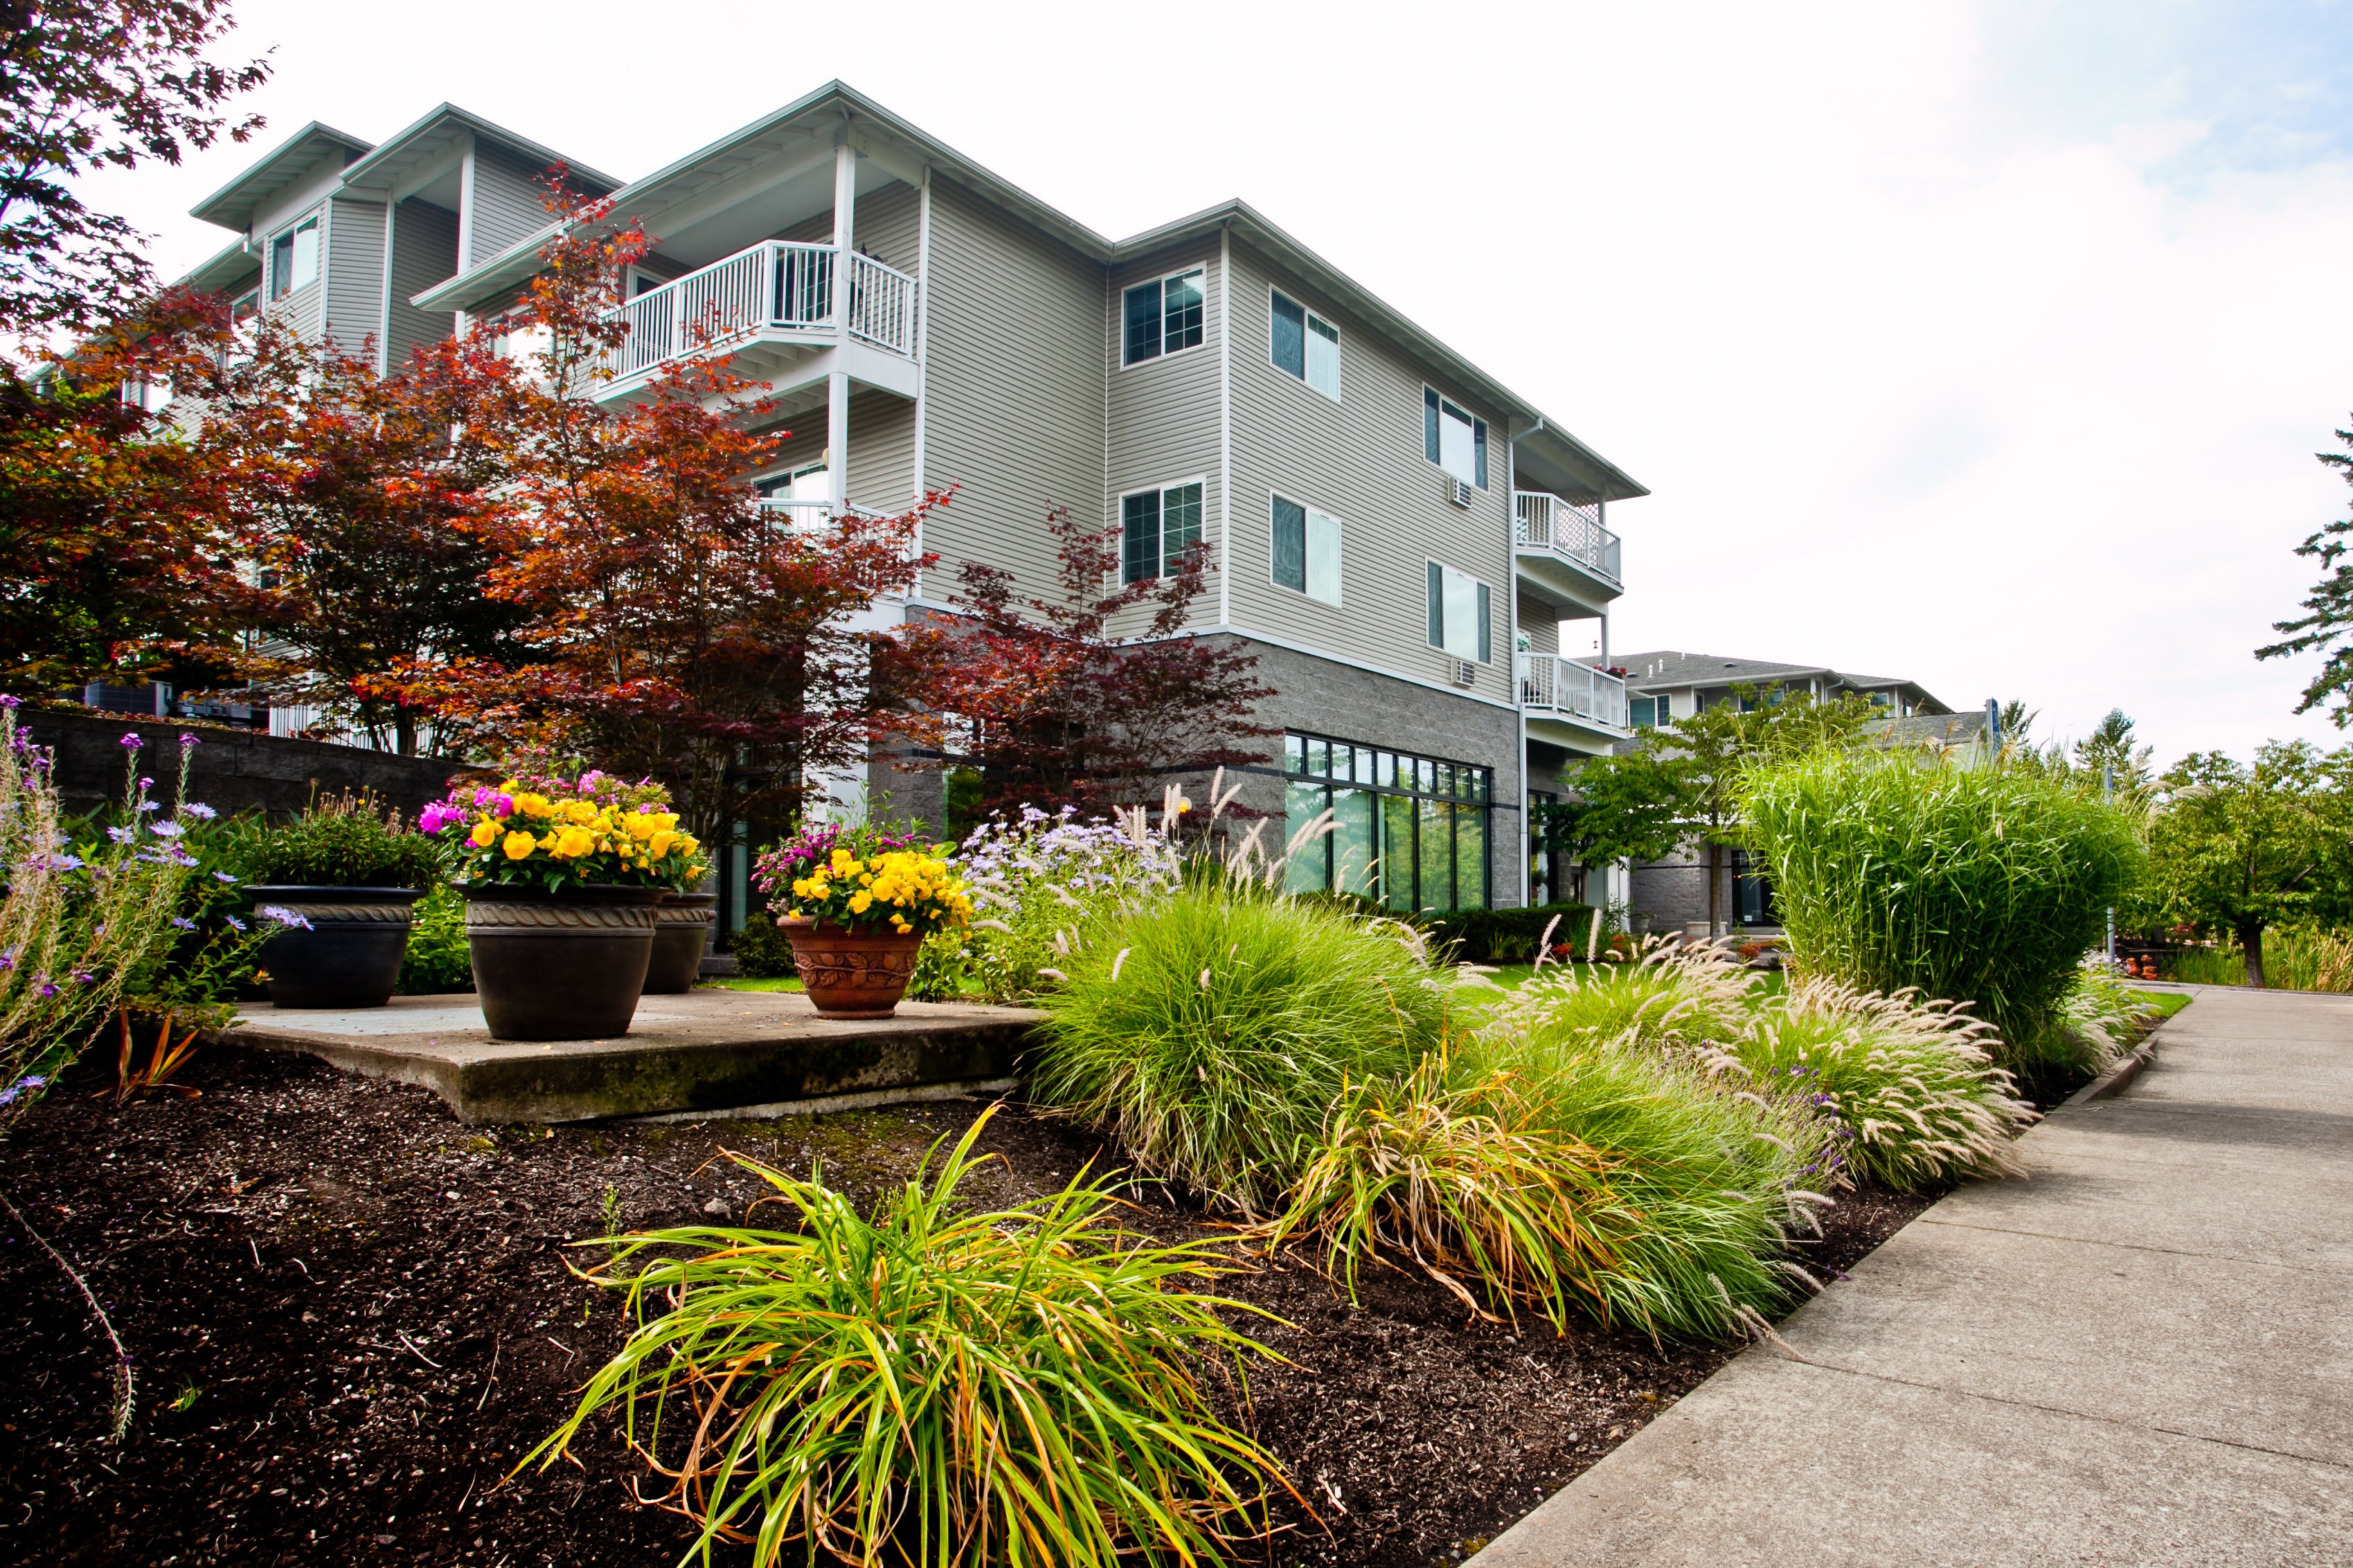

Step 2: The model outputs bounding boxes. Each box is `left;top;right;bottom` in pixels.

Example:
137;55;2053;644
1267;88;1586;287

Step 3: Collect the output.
1122;267;1205;366
269;213;320;301
1270;495;1342;606
1270;290;1341;399
1121;480;1205;584
1424;388;1488;488
1426;562;1492;663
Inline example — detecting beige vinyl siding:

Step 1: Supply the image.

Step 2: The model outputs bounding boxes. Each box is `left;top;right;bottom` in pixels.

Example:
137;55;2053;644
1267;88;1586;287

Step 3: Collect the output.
752;390;915;514
773;180;922;275
467;143;551;267
1226;237;1514;702
1105;239;1222;633
1516;591;1559;656
917;176;1106;604
386;198;460;369
322;197;385;358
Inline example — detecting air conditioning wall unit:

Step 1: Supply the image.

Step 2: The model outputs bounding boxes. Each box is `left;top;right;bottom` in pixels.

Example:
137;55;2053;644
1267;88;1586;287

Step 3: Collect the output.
1443;476;1474;508
1453;659;1478;688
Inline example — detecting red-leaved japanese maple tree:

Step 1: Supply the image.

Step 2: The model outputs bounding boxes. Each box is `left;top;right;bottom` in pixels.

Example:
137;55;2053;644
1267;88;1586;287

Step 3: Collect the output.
916;506;1273;815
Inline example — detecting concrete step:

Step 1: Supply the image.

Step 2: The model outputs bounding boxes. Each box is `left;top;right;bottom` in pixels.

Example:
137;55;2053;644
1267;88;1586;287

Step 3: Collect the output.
222;989;1039;1125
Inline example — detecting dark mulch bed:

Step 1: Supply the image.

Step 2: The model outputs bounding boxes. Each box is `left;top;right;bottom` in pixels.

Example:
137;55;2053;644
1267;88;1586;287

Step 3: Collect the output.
0;1046;1938;1568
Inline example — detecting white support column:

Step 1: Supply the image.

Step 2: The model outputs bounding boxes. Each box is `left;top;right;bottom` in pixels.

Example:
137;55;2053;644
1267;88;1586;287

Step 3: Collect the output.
829;136;857;517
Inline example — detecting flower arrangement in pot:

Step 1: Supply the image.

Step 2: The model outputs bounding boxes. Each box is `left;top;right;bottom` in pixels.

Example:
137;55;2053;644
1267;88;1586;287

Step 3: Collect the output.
224;791;445;1010
753;822;973;1018
422;770;706;1041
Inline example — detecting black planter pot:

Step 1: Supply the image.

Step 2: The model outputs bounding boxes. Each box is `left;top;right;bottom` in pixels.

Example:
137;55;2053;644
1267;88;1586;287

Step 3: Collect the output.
460;883;661;1041
645;892;718;993
247;886;424;1009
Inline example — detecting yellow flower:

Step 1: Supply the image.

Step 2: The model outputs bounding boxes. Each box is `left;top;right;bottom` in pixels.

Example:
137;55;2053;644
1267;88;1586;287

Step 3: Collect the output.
649;829;675;860
552;825;596;858
848;890;873;914
562;800;598;825
501;830;537;860
469;819;499;847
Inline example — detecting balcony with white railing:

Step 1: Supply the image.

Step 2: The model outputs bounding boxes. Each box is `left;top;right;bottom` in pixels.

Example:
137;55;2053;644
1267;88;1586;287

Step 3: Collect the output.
600;240;918;395
1514;491;1622;605
1517;653;1629;734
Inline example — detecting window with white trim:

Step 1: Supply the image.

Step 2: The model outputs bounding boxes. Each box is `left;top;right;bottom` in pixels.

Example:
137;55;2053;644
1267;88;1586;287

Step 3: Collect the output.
1122;268;1205;366
1426;562;1492;663
1270;494;1342;606
269;213;320;300
1423;388;1487;488
1121;480;1204;584
1270;290;1340;399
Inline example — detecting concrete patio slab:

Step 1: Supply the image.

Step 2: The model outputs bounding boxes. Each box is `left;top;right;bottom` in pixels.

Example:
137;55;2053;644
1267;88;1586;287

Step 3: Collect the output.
222;989;1041;1124
1472;986;2353;1566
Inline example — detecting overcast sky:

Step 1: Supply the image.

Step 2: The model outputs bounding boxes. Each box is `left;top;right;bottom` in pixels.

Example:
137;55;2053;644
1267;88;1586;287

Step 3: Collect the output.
73;0;2353;766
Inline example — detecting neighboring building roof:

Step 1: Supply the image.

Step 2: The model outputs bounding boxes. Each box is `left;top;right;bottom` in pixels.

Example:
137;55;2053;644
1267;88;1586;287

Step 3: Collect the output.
338;102;622;200
190;121;375;232
1614;649;1951;713
173;239;263;294
411;80;1646;504
1868;710;1989;748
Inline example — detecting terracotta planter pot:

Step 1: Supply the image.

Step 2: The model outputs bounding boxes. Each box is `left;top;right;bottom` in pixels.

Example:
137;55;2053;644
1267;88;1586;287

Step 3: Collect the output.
645;892;718;993
247;885;422;1009
778;917;923;1019
461;883;661;1041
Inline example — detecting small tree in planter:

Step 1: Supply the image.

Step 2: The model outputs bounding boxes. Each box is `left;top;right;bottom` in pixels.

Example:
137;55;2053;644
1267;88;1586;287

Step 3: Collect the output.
223;791;446;1009
418;771;708;1040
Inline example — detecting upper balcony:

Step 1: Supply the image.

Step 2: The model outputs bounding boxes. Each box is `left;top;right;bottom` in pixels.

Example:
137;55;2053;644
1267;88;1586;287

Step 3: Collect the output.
598;240;920;408
1514;491;1622;613
1517;653;1629;746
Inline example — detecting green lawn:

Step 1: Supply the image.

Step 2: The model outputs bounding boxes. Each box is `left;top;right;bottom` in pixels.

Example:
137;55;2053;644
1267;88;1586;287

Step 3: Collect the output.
705;975;803;993
2135;988;2194;1021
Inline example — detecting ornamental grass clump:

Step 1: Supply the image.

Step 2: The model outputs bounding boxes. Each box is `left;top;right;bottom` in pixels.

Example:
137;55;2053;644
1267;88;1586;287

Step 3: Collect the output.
1744;750;2142;1070
1030;883;1447;1215
528;1110;1294;1568
1487;938;1755;1054
1439;1030;1827;1341
1733;979;2036;1191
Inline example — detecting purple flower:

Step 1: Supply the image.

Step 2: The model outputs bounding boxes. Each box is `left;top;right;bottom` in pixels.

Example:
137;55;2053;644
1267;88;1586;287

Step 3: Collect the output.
211;869;238;883
222;914;246;932
71;971;93;985
471;786;494;809
170;917;196;930
418;802;458;834
0;1074;48;1107
494;793;512;818
178;733;199;750
181;802;217;821
256;905;312;931
138;776;153;791
137;800;160;814
119;733;143;750
34;977;58;998
106;826;137;845
150;820;184;838
0;694;19;710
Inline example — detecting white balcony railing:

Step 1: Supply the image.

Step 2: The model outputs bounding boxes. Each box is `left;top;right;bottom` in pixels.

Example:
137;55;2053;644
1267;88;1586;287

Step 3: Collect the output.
1517;654;1630;730
602;241;917;384
1514;492;1621;586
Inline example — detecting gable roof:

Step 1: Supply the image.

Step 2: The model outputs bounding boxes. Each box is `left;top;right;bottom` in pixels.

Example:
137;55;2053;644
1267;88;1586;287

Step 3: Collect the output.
1614;649;1947;711
338;102;621;200
411;80;1646;503
190;121;374;232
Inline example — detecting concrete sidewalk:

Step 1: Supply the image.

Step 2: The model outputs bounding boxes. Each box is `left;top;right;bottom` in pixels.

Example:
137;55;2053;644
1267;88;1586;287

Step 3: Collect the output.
1471;987;2353;1567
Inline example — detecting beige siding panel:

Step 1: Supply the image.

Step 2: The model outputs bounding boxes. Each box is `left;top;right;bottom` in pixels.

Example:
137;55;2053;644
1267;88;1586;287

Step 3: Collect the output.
746;390;914;514
918;177;1105;605
386;198;459;369
1516;591;1559;656
469;143;551;267
851;181;920;274
1226;237;1517;704
1105;238;1224;636
323;197;385;358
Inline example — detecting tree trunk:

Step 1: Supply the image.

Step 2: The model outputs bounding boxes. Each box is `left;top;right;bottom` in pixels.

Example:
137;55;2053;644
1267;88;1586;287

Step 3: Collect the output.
1707;839;1723;938
394;707;417;757
2242;923;2266;989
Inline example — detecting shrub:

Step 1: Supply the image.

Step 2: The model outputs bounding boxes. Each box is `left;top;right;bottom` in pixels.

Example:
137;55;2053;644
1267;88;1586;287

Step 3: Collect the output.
1489;940;1755;1054
950;807;1181;1002
727;913;795;979
1744;750;2142;1065
1031;883;1447;1214
395;885;472;993
1733;978;2035;1191
1447;1027;1826;1340
224;788;443;888
528;1110;1292;1567
1424;902;1600;964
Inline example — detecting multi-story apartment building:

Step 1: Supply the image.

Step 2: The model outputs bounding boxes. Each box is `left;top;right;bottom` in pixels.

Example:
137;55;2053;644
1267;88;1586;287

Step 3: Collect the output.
170;82;1647;925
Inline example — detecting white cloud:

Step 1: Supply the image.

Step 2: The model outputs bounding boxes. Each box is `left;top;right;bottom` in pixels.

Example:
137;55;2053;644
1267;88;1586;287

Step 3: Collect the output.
66;0;2353;762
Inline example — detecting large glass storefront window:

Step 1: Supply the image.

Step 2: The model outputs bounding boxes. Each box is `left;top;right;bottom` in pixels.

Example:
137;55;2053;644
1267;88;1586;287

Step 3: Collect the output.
1280;732;1491;912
